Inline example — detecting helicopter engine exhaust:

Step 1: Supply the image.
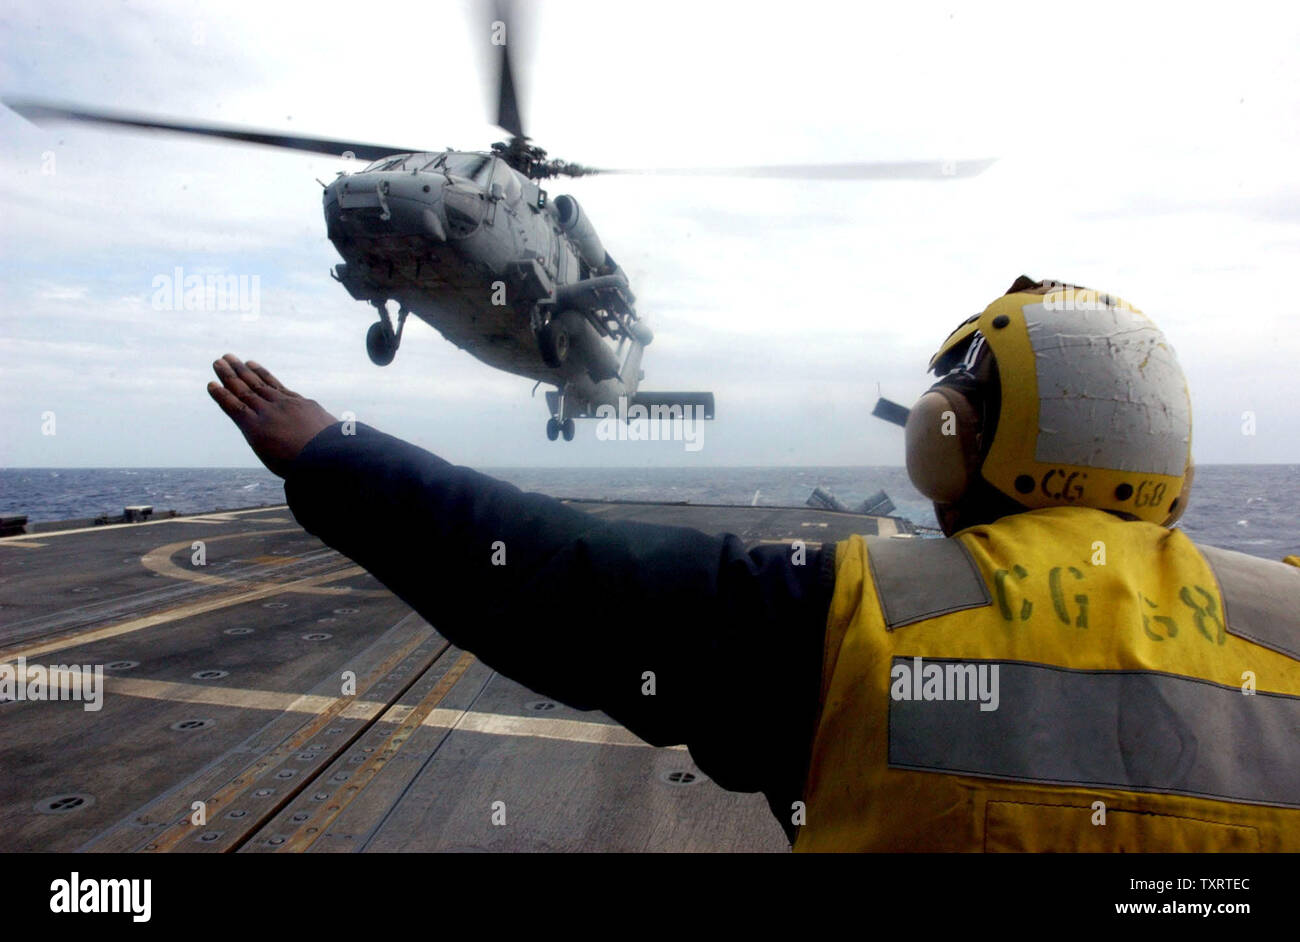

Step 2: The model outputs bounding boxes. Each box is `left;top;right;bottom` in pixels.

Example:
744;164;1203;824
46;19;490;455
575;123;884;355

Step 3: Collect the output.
553;195;614;275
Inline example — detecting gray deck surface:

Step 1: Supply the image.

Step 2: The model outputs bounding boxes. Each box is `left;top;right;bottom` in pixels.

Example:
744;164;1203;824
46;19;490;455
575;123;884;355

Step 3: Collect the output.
0;500;906;852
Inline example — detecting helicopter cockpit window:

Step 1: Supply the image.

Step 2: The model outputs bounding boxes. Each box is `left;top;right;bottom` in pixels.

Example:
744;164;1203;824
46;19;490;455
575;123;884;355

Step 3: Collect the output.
419;152;490;184
361;154;414;172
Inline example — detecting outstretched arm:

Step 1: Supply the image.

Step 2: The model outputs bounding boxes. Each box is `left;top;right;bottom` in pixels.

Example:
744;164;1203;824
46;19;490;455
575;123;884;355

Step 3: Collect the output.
207;354;831;841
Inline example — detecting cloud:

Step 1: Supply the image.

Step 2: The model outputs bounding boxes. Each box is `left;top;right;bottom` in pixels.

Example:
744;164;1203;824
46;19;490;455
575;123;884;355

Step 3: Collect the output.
2;0;1299;466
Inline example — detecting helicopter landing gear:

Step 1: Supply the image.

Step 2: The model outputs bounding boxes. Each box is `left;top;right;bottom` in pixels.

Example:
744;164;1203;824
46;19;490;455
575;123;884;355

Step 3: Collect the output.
545;392;577;442
546;417;575;441
366;302;408;367
366;322;396;366
537;318;570;368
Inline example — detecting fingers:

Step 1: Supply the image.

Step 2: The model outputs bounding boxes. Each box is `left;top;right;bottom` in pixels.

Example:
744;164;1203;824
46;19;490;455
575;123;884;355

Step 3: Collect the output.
245;360;298;397
207;380;253;426
212;354;273;411
224;354;280;402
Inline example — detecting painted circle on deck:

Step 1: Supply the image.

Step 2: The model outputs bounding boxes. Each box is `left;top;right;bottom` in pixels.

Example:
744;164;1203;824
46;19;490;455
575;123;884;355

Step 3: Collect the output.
140;531;386;598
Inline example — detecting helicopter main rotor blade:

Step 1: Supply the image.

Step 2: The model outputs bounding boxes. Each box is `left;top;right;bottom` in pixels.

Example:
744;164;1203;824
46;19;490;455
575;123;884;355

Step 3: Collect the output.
586;158;996;180
4;99;425;162
489;0;526;140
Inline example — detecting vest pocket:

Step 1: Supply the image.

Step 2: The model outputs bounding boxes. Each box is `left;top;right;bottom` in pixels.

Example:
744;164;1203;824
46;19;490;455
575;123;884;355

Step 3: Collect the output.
984;800;1261;852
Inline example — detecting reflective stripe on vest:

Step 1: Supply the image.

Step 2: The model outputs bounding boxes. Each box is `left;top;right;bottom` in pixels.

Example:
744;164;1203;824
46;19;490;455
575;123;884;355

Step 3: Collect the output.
794;507;1300;852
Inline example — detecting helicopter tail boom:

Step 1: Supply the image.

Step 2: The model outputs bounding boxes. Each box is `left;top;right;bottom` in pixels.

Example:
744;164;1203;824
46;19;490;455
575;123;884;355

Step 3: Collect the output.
626;391;715;420
545;390;715;422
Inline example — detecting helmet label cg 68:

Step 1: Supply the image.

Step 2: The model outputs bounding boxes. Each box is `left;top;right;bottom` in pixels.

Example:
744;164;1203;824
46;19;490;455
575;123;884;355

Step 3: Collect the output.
1040;469;1087;502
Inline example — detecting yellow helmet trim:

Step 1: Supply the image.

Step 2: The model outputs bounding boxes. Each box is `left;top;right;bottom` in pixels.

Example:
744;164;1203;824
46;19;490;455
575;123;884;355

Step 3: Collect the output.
926;314;981;372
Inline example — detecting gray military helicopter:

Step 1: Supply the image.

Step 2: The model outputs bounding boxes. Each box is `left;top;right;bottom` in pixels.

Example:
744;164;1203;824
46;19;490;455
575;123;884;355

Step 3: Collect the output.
5;3;991;441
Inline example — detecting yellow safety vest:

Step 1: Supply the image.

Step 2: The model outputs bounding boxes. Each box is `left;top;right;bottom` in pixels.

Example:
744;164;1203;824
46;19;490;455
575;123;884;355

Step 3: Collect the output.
795;506;1300;852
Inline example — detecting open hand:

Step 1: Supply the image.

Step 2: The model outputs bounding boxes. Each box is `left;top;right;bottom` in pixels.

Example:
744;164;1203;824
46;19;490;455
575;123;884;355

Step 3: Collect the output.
207;354;339;478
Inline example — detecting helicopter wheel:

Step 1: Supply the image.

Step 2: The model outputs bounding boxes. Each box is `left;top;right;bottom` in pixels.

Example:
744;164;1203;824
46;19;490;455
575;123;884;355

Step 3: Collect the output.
366;321;397;366
538;320;569;368
546;418;560;441
561;418;576;442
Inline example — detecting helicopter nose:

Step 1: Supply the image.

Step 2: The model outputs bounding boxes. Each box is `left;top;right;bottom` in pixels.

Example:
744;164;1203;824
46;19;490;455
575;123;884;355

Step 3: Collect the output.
324;172;448;242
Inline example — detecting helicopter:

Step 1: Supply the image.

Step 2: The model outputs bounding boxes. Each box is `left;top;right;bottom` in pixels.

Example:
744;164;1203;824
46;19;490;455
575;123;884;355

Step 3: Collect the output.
4;2;992;442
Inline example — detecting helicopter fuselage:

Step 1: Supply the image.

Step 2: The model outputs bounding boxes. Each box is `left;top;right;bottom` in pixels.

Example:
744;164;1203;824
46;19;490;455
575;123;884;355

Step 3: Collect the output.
322;150;649;427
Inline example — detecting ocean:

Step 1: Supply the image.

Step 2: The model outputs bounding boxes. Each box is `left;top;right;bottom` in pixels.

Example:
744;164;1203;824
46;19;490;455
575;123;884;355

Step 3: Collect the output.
1;464;1296;561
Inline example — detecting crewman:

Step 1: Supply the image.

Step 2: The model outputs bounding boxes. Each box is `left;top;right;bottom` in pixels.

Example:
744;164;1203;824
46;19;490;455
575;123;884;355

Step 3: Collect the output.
207;275;1300;851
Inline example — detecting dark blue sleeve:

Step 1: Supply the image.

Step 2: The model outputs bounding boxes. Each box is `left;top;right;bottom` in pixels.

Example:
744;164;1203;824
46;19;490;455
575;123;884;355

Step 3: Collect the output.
283;421;833;842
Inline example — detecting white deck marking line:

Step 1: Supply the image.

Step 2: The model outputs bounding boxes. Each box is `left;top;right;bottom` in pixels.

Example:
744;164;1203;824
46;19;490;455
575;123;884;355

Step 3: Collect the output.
426;708;677;749
0;504;291;542
0;540;46;548
189;515;290;525
120;677;345;714
9;667;679;750
565;502;616;514
0;564;366;661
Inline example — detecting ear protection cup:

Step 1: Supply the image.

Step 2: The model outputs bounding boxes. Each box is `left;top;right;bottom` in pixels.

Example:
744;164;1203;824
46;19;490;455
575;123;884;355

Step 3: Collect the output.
904;384;982;504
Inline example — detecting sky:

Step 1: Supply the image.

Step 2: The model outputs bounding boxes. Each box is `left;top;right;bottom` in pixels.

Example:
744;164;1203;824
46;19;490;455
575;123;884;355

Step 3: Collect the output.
1;0;1298;468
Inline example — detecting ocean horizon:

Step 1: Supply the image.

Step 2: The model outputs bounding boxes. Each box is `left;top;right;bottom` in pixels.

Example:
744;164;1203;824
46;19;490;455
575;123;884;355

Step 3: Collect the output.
2;464;1296;561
